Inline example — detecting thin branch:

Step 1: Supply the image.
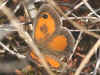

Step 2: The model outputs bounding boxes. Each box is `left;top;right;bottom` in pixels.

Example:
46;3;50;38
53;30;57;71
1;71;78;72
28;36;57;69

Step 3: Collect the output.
93;48;100;75
47;0;100;39
65;0;88;16
69;32;83;60
0;1;55;75
83;0;100;18
0;41;26;59
63;16;100;20
75;39;100;75
69;29;100;32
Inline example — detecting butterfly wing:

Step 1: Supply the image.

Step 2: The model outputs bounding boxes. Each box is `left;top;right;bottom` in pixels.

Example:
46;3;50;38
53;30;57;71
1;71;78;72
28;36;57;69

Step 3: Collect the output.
31;4;75;71
33;4;61;45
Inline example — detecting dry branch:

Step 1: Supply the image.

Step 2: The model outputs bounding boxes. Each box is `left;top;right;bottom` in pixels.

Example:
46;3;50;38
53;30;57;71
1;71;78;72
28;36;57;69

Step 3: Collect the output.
47;0;100;39
75;39;100;75
0;1;55;75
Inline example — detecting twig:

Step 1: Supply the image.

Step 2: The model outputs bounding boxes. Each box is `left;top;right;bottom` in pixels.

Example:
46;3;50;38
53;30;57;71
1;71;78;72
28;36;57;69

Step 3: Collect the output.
0;1;55;75
93;48;100;75
69;32;83;60
75;39;100;75
64;0;88;16
88;8;100;17
0;41;25;59
83;0;100;18
69;29;100;32
63;16;100;20
47;0;100;39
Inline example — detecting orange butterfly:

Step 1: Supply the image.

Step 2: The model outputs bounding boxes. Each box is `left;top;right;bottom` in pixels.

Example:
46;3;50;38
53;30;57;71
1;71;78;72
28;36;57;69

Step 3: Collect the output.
30;4;75;72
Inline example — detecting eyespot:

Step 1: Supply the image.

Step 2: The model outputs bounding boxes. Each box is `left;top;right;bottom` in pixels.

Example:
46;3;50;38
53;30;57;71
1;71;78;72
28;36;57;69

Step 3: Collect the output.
41;14;48;19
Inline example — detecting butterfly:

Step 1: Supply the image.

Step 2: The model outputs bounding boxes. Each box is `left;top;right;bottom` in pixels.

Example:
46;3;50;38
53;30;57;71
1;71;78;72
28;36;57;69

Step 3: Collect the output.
29;4;75;72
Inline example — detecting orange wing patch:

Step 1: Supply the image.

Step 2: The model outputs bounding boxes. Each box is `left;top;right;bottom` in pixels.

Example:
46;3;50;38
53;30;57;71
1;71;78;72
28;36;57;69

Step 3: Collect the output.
48;35;67;51
45;55;60;68
35;12;56;41
30;51;41;64
30;51;60;69
30;51;39;61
